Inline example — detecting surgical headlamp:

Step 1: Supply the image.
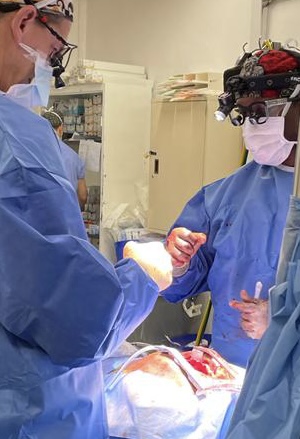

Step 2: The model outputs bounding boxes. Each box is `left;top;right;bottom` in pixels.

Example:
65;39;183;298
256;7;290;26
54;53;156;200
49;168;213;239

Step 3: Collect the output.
215;49;300;126
214;92;235;122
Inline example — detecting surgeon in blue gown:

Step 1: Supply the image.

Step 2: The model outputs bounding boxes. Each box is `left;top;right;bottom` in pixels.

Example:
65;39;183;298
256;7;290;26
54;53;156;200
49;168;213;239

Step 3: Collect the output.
0;2;172;439
42;109;88;210
164;46;300;368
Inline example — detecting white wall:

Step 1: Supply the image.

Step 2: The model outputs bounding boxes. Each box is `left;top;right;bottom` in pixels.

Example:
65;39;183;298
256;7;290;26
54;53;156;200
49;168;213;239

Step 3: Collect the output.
66;0;85;70
68;0;300;83
84;0;254;82
265;0;300;46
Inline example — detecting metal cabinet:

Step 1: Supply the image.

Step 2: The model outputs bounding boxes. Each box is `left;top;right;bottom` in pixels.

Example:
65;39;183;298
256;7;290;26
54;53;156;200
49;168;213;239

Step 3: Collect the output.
50;69;153;261
148;96;244;234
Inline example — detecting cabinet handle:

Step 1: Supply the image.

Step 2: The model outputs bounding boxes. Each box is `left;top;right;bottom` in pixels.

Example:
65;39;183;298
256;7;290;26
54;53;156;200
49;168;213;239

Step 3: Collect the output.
154;158;159;175
144;150;157;159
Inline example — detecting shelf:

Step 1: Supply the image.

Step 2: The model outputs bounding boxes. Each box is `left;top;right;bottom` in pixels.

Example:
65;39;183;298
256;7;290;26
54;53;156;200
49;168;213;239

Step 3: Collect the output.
50;83;104;96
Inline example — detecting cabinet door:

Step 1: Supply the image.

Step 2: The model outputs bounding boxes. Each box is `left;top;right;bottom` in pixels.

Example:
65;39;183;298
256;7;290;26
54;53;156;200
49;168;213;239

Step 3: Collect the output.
148;100;206;234
100;81;153;261
148;98;243;234
101;81;152;218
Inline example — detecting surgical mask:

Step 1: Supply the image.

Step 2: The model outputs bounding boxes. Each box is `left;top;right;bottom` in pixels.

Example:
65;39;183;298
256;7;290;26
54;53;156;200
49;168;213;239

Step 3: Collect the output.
242;116;295;166
6;44;53;109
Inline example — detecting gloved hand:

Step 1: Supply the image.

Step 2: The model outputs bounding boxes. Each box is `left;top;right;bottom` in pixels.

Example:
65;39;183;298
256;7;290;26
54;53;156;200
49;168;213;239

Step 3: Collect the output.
166;227;207;271
229;290;269;339
123;241;173;292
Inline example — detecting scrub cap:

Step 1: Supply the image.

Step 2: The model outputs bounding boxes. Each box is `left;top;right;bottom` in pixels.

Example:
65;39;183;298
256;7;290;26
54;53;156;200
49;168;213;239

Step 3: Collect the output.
239;49;300;98
0;0;73;21
42;109;63;129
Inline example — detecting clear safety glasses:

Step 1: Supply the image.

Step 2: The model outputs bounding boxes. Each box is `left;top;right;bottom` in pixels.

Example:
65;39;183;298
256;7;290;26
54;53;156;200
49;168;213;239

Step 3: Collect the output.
229;98;289;126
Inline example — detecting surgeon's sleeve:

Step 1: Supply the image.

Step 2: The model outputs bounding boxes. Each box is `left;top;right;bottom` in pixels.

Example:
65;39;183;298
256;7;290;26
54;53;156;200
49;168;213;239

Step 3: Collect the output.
162;188;214;303
0;166;158;366
100;257;159;358
76;154;86;180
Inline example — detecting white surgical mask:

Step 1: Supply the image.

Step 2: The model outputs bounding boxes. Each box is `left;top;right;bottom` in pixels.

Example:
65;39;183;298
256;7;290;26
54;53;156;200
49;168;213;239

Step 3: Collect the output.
6;44;53;109
242;116;295;166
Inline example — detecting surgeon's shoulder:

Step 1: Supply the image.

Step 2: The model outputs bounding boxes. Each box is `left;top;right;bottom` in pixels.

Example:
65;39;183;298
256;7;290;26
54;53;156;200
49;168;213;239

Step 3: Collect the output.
0;95;41;127
200;161;259;205
224;160;258;179
0;96;54;148
210;160;258;188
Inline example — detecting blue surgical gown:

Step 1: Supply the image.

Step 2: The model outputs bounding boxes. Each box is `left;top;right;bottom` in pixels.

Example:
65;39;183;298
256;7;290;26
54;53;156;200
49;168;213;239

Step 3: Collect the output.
162;161;293;367
225;196;300;439
58;139;85;190
0;95;159;439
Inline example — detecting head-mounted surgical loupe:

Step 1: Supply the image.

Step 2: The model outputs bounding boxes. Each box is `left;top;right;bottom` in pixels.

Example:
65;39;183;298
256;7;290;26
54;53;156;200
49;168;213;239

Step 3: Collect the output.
215;45;300;126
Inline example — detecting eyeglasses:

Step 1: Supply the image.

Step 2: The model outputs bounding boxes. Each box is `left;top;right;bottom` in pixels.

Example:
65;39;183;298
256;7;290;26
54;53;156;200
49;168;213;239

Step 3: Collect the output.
37;15;77;70
229;98;288;126
35;11;77;87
